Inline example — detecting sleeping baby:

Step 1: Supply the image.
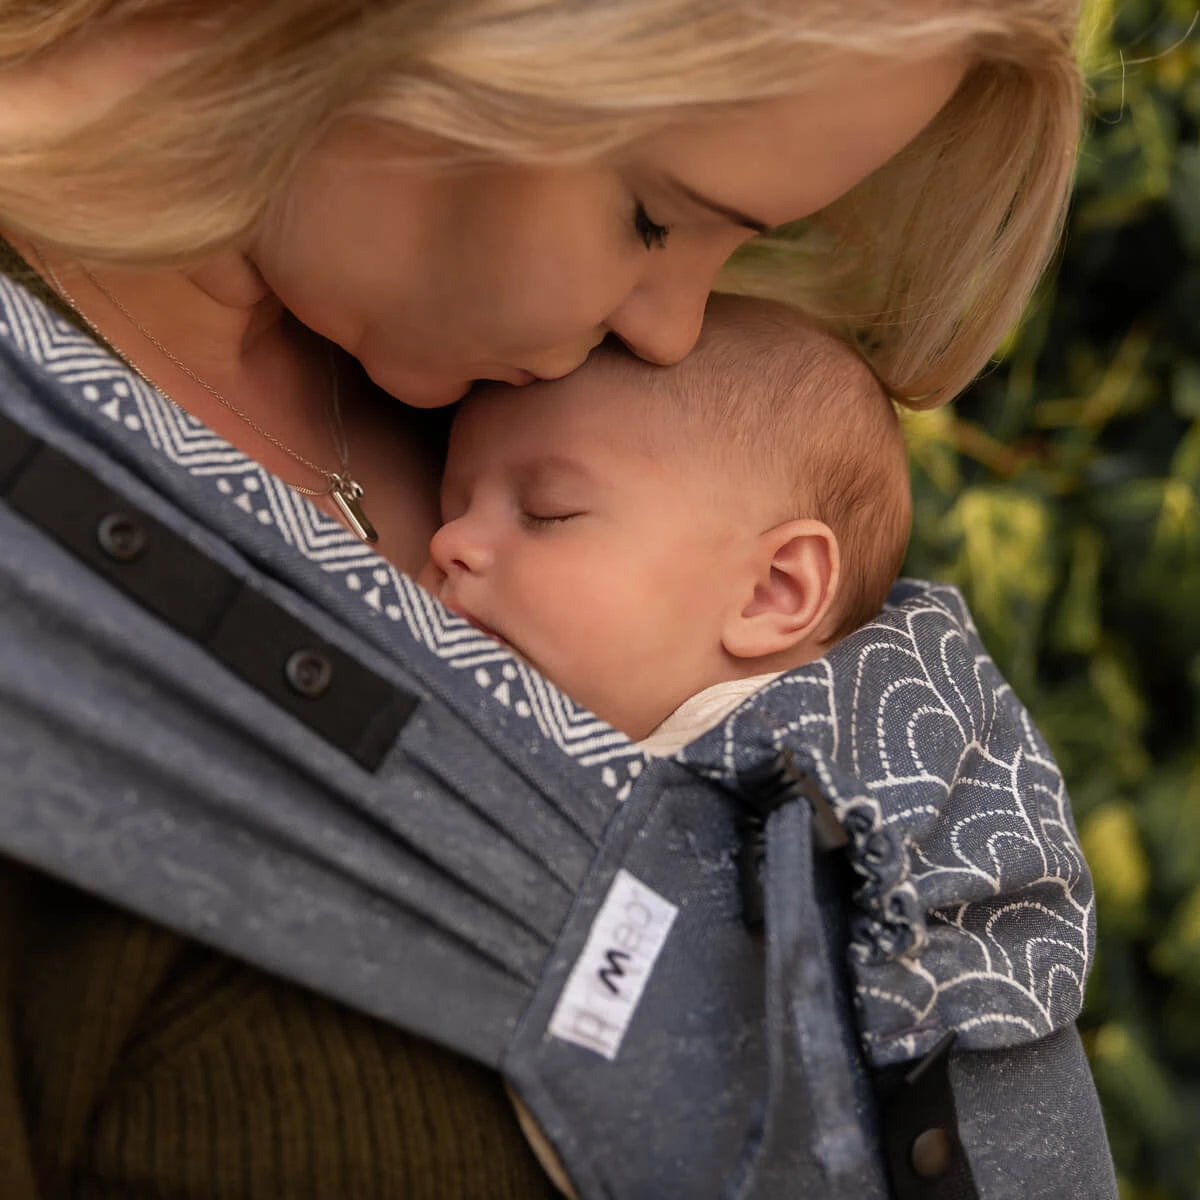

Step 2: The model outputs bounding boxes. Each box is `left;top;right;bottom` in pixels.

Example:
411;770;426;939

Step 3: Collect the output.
417;294;911;754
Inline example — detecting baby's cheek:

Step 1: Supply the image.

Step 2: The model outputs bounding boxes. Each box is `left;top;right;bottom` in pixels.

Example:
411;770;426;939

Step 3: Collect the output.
574;654;678;742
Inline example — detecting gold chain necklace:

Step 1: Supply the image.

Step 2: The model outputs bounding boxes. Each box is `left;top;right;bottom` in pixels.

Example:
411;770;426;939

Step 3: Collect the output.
33;249;378;544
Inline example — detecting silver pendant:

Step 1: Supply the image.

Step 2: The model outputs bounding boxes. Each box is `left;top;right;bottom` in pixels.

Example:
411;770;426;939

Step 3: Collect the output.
331;476;378;544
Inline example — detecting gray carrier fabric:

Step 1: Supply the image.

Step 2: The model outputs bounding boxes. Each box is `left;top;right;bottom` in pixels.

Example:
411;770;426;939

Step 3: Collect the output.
0;279;1116;1197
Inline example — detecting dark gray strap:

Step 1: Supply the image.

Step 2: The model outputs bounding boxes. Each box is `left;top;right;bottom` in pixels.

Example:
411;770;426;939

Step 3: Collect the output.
875;1033;978;1199
730;757;889;1198
0;409;416;770
734;755;1114;1199
739;754;977;1198
947;1028;1117;1198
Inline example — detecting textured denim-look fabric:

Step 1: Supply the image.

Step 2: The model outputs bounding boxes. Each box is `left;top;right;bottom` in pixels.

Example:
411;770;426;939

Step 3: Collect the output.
0;277;1115;1197
949;1027;1116;1198
503;760;891;1199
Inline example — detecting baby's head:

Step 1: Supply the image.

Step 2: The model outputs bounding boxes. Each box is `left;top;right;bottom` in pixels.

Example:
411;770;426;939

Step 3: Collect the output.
420;294;910;739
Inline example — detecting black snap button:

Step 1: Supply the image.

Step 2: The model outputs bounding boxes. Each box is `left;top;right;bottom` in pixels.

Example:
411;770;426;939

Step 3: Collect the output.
96;511;147;562
910;1127;953;1178
285;649;334;699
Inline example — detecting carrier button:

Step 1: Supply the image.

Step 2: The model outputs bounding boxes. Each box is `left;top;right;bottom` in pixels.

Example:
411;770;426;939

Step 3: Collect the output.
285;649;334;698
96;512;147;562
910;1127;953;1178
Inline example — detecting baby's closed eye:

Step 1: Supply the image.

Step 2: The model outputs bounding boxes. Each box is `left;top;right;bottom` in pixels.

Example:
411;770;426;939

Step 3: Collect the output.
519;509;584;530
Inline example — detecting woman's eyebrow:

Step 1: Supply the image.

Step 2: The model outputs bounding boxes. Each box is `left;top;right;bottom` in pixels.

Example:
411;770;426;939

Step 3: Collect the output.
666;176;771;235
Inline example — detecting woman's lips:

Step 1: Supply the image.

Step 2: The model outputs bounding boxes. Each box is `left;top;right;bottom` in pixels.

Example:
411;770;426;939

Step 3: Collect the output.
500;355;592;387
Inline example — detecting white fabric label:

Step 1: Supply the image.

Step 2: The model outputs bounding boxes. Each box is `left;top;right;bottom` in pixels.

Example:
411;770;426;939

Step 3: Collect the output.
547;869;678;1061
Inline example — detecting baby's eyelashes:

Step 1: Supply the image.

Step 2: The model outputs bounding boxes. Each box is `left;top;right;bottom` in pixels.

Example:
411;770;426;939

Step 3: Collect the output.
519;510;584;530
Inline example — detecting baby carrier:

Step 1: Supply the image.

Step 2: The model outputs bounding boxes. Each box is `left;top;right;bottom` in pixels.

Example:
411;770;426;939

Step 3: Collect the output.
0;277;1115;1198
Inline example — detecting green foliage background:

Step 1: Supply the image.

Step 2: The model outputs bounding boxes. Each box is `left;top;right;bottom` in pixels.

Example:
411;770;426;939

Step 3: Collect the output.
902;3;1200;1194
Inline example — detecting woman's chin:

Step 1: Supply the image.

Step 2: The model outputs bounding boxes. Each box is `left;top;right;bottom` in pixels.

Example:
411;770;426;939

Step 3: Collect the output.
367;362;472;409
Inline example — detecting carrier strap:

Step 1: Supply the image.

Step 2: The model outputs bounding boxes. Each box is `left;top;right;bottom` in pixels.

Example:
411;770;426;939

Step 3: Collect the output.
876;1032;980;1200
734;755;979;1199
0;410;416;770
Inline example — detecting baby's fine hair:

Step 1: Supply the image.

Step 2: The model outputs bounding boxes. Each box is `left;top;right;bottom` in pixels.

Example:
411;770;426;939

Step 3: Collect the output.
606;294;912;642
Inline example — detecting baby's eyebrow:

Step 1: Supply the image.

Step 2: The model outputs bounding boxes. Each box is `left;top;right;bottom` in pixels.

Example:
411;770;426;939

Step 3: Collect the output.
515;455;596;487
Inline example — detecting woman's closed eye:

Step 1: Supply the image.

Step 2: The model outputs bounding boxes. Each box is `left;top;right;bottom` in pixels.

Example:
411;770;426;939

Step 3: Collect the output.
633;200;670;250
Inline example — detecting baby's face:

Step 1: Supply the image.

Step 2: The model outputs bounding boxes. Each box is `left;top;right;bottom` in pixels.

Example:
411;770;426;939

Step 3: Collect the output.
419;372;769;739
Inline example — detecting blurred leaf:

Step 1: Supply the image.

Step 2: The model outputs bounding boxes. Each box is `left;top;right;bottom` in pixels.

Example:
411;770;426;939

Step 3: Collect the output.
1152;885;1200;986
1167;145;1200;256
1167;416;1200;486
1139;756;1200;897
902;406;961;495
1052;525;1105;654
946;488;1056;690
1169;362;1200;419
1082;804;1151;934
1091;1022;1184;1142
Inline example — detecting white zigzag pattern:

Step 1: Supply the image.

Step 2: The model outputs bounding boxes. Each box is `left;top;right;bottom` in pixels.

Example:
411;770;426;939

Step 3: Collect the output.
0;277;644;788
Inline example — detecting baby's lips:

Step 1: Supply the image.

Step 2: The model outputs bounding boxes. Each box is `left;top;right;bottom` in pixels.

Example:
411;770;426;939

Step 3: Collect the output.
467;616;510;647
442;599;508;647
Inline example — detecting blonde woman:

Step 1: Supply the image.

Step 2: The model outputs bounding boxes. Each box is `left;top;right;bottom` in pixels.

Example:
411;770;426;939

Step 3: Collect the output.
0;2;1109;1197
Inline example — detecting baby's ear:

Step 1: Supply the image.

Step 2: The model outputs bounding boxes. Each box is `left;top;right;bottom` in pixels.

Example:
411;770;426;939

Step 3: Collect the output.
721;519;839;660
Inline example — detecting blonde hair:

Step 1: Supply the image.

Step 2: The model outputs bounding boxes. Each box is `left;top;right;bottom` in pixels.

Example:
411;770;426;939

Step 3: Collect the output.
595;294;912;641
0;0;1082;408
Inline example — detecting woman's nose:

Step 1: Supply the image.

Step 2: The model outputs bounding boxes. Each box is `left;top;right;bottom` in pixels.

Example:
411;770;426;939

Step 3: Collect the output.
605;273;710;366
428;513;494;575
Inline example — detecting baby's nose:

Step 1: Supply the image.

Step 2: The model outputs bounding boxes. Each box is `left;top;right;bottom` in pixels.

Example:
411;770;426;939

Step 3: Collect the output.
428;514;493;575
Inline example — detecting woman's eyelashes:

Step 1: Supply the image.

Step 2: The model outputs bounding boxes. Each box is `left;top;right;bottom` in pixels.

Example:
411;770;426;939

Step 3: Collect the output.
633;200;670;250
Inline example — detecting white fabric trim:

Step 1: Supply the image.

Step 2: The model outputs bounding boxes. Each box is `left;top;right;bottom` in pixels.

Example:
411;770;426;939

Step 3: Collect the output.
639;672;785;757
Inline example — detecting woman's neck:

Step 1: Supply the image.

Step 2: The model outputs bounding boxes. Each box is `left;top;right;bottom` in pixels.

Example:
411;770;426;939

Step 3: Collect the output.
9;233;330;465
21;237;286;371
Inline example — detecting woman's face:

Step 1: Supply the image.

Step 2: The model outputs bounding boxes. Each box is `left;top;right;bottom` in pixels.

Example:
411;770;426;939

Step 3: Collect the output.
252;51;967;408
